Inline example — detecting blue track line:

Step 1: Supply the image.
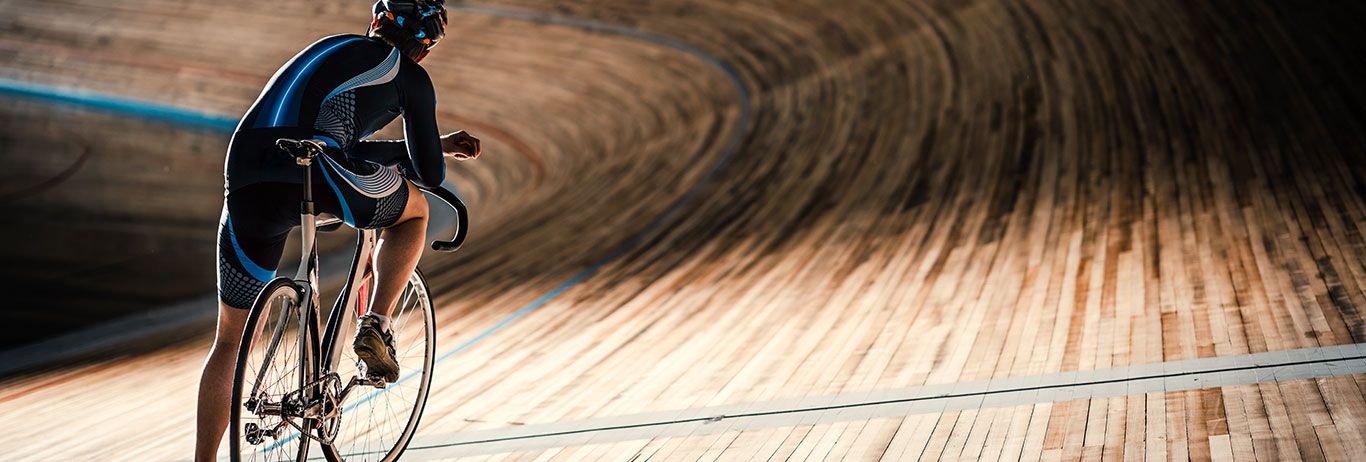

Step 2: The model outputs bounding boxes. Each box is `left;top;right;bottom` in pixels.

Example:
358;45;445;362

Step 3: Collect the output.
0;78;237;132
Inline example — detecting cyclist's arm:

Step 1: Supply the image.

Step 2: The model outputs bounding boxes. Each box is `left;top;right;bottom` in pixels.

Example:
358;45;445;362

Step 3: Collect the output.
351;140;407;166
396;63;446;188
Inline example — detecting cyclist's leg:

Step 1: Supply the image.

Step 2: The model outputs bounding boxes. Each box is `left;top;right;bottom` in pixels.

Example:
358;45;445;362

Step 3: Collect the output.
372;180;428;318
314;157;423;381
312;156;426;321
195;185;295;461
195;302;249;462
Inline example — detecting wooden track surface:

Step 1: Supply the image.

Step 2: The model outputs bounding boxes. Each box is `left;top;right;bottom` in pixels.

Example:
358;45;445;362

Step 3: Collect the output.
434;374;1366;461
2;0;1365;459
0;101;225;345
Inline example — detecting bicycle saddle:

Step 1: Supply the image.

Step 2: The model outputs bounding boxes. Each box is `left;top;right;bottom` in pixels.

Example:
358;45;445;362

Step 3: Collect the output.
276;138;327;160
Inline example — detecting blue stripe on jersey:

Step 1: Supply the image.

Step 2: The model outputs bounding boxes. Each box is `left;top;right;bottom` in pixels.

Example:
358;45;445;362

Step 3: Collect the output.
318;161;356;226
256;36;363;128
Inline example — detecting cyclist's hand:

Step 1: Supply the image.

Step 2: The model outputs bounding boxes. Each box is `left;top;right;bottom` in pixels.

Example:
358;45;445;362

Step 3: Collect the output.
441;131;481;160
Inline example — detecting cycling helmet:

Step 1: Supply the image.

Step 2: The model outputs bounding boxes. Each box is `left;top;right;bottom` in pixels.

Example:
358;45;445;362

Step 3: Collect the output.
370;0;448;62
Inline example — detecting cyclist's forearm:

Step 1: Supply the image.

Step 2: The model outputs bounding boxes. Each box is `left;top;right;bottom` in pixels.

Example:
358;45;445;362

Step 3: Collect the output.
405;142;446;188
401;110;446;188
353;138;444;187
349;140;407;165
396;62;447;188
353;140;408;165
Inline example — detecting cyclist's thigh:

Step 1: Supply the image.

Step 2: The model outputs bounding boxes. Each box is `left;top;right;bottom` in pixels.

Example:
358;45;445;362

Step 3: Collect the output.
312;156;411;230
217;183;300;309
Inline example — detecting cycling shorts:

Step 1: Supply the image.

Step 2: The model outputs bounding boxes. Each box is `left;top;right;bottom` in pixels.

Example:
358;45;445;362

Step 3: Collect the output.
217;156;410;309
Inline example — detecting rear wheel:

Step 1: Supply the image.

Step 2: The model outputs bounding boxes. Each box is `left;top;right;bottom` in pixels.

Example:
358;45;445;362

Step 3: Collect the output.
320;268;436;461
230;278;313;461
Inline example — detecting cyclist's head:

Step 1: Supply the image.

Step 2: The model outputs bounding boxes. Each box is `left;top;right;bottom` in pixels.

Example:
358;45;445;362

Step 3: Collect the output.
368;0;448;63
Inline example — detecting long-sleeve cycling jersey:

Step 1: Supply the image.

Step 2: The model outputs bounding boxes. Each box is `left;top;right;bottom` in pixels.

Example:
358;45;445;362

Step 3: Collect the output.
225;34;445;190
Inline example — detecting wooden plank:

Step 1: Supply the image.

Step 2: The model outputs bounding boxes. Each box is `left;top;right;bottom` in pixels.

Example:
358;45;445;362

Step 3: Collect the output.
1;0;1365;460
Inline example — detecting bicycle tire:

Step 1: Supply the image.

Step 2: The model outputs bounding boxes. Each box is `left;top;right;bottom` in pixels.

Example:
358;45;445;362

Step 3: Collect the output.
229;277;313;462
319;268;436;462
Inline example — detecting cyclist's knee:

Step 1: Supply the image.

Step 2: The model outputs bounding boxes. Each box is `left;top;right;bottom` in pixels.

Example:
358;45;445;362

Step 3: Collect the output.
212;302;250;348
401;182;428;221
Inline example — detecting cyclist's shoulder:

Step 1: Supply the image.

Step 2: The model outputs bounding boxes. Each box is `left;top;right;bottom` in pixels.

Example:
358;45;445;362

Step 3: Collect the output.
295;34;389;58
399;57;432;83
395;57;434;99
398;53;428;77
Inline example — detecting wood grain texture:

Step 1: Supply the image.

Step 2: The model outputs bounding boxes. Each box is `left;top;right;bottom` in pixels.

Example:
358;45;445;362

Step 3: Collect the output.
424;375;1365;461
2;0;1365;459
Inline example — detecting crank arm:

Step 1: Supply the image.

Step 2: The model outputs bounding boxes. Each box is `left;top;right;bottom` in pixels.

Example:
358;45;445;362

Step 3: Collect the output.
336;375;386;403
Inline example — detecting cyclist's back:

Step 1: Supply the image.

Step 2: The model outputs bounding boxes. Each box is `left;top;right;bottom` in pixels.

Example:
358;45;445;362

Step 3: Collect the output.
218;33;451;311
226;34;444;191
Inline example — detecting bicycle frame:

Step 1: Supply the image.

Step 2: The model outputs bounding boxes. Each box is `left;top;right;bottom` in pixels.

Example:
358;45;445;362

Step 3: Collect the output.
281;140;468;379
290;150;383;411
319;226;379;373
242;137;468;452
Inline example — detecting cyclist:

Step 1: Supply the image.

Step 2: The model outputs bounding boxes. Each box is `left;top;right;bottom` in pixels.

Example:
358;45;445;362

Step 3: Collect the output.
194;1;480;459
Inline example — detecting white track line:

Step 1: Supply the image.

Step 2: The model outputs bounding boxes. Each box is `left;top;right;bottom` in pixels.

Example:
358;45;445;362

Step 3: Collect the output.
394;343;1366;460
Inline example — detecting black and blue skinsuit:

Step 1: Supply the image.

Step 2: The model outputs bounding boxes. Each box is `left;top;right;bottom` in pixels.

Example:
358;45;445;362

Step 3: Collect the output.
218;34;446;309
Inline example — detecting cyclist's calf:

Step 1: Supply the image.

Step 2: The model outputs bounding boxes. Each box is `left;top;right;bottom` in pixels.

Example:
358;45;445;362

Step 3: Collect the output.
195;302;250;461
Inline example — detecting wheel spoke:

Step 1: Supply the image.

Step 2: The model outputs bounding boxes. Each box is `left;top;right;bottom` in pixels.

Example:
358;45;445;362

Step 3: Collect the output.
248;296;292;401
324;271;434;461
232;282;311;461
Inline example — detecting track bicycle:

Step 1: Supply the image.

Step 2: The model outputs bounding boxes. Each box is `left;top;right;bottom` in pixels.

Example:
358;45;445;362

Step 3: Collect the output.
229;138;468;461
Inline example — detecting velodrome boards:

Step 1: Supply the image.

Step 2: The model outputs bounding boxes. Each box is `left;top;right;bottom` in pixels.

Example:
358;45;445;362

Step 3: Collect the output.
1;0;1364;460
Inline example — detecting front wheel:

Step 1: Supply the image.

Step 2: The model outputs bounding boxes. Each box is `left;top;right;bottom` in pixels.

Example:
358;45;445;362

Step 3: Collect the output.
230;278;313;461
320;268;436;461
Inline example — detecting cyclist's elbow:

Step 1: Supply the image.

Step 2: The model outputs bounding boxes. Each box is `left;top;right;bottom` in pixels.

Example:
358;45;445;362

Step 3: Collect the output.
412;172;444;189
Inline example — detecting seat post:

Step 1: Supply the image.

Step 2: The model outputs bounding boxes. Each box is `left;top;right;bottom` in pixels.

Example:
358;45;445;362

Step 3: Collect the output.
294;147;320;284
298;153;315;216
